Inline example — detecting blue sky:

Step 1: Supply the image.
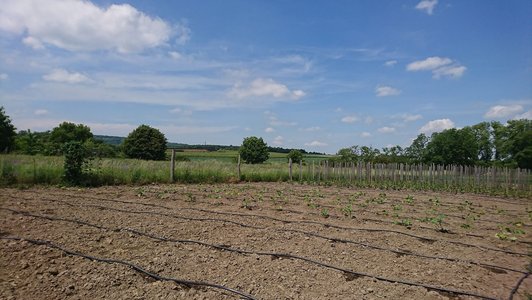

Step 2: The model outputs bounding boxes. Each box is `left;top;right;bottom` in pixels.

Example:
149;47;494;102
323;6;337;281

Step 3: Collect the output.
0;0;530;153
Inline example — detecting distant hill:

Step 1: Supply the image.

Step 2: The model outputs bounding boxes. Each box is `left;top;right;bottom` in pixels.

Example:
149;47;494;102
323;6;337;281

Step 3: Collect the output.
93;135;324;155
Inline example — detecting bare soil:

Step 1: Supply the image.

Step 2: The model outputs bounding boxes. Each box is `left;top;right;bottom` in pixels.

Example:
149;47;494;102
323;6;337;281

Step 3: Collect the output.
1;182;531;299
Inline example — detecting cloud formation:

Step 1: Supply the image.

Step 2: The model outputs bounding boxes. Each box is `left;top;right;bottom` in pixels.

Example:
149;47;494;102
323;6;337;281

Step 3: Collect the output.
43;69;90;84
0;0;180;53
419;118;455;134
341;116;359;123
407;56;466;79
230;78;305;100
375;85;401;97
378;126;396;133
484;105;523;119
415;0;438;15
305;141;327;147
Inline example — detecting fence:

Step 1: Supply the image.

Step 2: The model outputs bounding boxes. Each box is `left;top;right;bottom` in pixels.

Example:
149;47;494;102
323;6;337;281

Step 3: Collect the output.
166;151;532;196
286;159;531;195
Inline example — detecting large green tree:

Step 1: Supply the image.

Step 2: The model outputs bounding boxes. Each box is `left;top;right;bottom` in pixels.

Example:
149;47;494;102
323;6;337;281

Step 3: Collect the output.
425;128;478;166
122;125;167;160
287;149;303;164
0;106;16;153
406;133;429;164
239;136;269;164
48;122;93;154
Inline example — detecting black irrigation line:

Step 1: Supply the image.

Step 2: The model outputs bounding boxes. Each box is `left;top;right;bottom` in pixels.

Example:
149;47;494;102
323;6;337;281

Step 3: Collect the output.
21;190;530;231
1;207;526;276
180;207;531;256
0;236;257;300
0;211;503;300
5;193;530;257
508;267;531;300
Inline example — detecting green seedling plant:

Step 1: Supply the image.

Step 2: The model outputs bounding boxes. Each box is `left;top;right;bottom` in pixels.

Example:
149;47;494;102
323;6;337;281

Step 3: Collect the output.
393;204;402;211
404;195;415;205
394;219;412;229
321;208;329;218
342;204;353;218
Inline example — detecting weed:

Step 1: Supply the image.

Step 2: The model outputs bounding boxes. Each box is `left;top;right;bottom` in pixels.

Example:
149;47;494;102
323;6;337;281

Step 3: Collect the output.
394;219;412;229
185;192;196;202
321;208;329;218
342;204;353;218
393;204;402;211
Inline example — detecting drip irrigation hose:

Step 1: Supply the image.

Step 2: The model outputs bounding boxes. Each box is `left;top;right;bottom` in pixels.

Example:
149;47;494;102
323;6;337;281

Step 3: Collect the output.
4;194;530;257
0;236;257;300
508;267;530;300
2;208;524;275
1;208;516;300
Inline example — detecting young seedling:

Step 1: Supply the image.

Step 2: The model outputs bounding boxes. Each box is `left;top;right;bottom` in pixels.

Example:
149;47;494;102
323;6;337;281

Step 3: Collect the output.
404;195;415;205
342;204;353;218
321;208;329;218
430;214;449;233
394;219;412;229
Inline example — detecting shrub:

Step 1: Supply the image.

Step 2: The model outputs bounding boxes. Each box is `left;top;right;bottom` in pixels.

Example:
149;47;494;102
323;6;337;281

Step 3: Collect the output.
63;141;90;185
287;149;303;164
239;136;269;164
123;125;167;161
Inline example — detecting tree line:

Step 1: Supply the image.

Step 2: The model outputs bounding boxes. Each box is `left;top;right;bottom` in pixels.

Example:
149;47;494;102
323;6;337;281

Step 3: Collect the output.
334;119;531;169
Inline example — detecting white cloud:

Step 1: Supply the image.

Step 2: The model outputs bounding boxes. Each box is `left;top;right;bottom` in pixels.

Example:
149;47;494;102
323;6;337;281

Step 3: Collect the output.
415;0;438;15
273;135;284;146
341;116;359;123
419;118;455;134
43;69;90;84
0;73;8;80
513;111;532;120
375;85;401;97
230;78;305;100
378;126;396;133
265;127;275;133
360;132;371;138
407;56;466;79
169;107;192;115
432;65;467;79
384;60;397;67
484;105;524;119
301;126;321;132
407;57;452;71
22;36;44;49
34;109;48;116
269;115;297;127
364;116;374;124
0;0;181;53
305;141;327;147
168;51;182;60
400;114;422;122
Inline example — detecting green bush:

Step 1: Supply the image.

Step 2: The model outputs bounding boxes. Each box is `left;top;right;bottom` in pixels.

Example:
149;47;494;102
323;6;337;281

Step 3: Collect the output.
123;125;167;161
239;136;269;164
62;141;90;185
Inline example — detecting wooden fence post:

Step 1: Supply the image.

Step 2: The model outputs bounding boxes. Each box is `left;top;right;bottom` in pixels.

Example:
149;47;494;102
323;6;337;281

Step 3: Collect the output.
170;149;175;182
237;155;241;181
299;160;303;182
289;158;293;181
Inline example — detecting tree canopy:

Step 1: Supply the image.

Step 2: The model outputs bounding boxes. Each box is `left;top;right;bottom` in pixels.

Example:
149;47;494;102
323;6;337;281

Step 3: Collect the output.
0;106;16;153
122;125;167;161
239;136;269;164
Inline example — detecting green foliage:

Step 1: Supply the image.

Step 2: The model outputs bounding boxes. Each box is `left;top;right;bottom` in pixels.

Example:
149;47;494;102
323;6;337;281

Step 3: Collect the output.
287;149;303;164
405;133;428;163
320;208;329;218
123;125;167;161
62;141;90;185
50;122;93;155
425;128;478;166
0;106;16;153
239;136;269;164
394;219;412;228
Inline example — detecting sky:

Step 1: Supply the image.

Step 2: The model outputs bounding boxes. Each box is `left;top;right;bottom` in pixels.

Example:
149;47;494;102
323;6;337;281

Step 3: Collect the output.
0;0;531;154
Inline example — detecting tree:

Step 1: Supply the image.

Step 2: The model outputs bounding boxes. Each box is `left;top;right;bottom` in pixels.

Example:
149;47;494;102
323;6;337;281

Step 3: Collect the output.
470;122;493;164
49;122;93;154
406;133;429;164
287;149;303;164
425;128;478;166
336;146;359;162
0;106;16;153
239;136;269;164
122;125;167;160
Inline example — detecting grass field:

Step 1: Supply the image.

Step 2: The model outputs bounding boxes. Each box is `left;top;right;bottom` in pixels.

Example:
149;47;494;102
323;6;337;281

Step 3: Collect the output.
171;149;329;163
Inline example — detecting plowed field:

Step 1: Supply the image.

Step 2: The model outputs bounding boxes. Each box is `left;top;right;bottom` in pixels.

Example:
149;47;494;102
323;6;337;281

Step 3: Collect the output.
1;183;530;299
